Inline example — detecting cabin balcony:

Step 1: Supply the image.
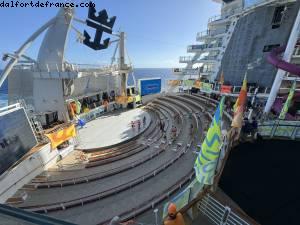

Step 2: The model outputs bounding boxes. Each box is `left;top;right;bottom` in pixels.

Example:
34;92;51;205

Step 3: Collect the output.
187;43;222;53
196;28;227;41
179;55;219;64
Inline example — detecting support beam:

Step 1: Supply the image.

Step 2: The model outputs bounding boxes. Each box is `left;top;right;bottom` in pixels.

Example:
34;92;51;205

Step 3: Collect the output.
264;8;300;113
119;32;127;97
0;18;55;88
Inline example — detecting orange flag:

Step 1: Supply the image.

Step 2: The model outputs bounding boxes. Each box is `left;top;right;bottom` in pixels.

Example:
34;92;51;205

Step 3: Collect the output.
231;74;247;128
219;71;224;85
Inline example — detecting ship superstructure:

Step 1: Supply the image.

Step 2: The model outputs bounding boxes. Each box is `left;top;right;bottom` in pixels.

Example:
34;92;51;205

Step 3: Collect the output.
174;0;243;81
174;0;300;87
1;7;132;127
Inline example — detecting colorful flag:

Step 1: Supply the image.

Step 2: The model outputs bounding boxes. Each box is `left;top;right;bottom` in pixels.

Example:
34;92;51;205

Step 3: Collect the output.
279;81;296;120
194;96;225;185
193;80;202;89
74;99;82;114
232;75;247;128
45;124;77;149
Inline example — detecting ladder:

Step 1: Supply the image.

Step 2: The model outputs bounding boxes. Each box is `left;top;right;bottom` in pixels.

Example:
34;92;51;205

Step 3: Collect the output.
211;16;239;81
30;115;47;143
18;99;47;143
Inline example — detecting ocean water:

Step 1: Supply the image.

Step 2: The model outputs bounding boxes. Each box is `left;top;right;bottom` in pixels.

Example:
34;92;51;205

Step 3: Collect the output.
0;77;8;108
0;68;174;108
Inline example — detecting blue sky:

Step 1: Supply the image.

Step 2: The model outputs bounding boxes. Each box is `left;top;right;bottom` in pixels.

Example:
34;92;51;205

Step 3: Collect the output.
0;0;220;68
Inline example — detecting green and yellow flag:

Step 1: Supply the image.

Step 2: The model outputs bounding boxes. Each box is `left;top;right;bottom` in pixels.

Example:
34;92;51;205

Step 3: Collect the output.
194;96;225;185
279;81;296;120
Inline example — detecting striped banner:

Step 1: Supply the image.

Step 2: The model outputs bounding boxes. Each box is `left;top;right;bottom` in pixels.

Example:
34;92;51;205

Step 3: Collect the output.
279;81;296;120
194;96;225;185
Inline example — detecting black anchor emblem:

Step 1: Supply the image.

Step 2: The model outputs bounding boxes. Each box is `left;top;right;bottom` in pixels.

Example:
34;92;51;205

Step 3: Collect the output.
83;2;116;50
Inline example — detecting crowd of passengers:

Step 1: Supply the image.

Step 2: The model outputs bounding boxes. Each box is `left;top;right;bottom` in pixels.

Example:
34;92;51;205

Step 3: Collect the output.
80;90;116;112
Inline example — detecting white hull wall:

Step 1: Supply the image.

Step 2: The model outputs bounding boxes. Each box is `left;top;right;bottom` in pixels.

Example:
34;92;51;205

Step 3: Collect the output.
0;143;74;203
33;78;67;121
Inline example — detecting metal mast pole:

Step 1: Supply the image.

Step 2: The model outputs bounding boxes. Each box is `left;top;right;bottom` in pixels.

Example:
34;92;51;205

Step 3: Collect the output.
0;18;55;88
264;9;300;113
119;32;127;97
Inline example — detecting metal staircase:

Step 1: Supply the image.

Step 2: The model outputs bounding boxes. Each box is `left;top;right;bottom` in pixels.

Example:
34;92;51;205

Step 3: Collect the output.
198;194;251;225
211;16;239;81
17;99;47;143
30;115;47;143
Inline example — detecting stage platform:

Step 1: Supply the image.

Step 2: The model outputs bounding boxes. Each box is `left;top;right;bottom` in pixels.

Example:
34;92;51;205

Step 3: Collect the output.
76;108;151;150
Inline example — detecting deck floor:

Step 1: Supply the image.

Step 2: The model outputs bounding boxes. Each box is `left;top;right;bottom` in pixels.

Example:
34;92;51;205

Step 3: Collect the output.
76;108;151;150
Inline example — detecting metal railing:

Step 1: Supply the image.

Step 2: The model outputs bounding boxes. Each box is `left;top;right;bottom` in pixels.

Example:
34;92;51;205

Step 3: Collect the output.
196;28;228;40
167;81;271;98
179;56;218;63
0;103;21;116
258;120;300;139
23;143;189;213
187;43;222;52
21;99;192;212
34;110;170;187
13;62;120;75
198;194;250;225
208;7;243;23
172;68;215;76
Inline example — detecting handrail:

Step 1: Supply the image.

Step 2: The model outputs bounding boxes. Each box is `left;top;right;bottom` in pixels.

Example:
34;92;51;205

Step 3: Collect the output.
176;126;257;225
198;194;252;225
196;28;228;40
33;110;171;187
22;143;188;212
0;103;21;115
100;169;195;225
22;98;193;211
258;120;300;140
187;43;222;52
34;142;166;188
100;99;209;224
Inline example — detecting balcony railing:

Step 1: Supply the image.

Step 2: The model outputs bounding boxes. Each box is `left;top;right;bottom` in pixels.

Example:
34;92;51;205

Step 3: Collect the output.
179;56;193;63
196;28;228;41
208;7;243;23
179;55;218;63
13;62;120;74
200;55;219;61
173;68;215;76
187;43;222;52
259;120;300;140
208;14;222;23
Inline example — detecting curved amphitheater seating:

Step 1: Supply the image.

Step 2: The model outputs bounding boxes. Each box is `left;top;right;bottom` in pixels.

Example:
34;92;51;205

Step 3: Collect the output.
31;110;170;188
7;95;224;225
12;100;187;210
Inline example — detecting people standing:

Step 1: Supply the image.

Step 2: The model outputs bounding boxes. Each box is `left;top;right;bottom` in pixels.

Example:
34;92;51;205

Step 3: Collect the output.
164;203;186;225
171;126;177;139
190;124;194;135
137;120;141;131
143;116;146;127
160;120;163;132
131;121;135;130
162;121;165;133
251;117;258;139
